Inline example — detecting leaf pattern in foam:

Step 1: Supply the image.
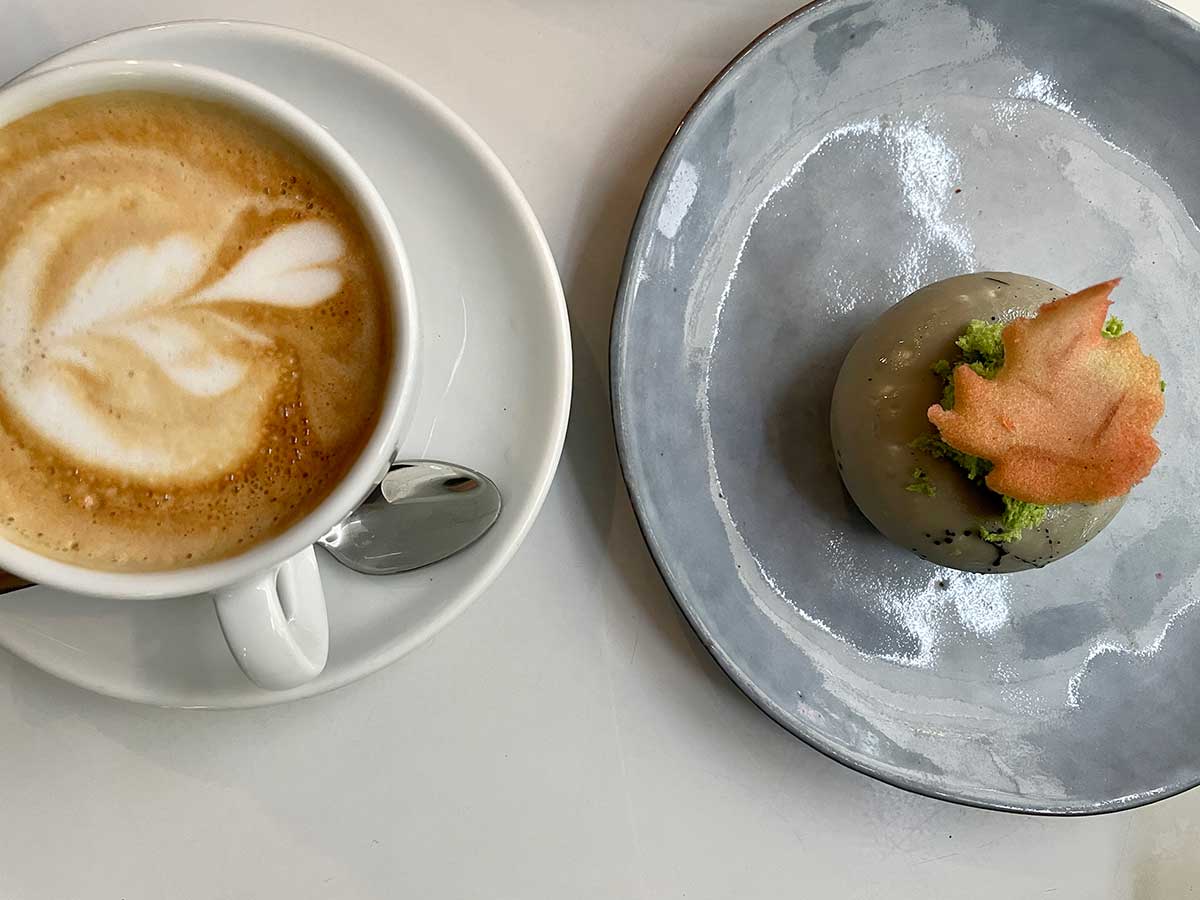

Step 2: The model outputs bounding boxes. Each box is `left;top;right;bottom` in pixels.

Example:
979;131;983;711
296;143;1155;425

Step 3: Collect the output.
0;210;350;479
45;343;100;375
118;318;250;396
48;235;208;339
188;220;346;307
206;312;273;346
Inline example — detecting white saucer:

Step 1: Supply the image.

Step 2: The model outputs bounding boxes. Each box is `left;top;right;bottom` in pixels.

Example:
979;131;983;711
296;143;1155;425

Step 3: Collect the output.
0;21;571;708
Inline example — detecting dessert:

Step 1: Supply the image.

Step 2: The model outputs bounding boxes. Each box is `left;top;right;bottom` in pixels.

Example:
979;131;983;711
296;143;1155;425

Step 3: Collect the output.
830;273;1163;573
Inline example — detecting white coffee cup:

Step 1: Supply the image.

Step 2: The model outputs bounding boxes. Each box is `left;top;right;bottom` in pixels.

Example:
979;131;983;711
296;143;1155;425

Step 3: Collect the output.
0;60;420;691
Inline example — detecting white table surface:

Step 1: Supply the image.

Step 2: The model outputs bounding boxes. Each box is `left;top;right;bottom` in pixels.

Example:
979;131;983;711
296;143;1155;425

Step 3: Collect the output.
2;1;1199;897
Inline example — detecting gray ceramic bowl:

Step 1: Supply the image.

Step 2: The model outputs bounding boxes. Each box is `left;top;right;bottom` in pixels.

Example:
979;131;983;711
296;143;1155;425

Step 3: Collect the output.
612;0;1200;814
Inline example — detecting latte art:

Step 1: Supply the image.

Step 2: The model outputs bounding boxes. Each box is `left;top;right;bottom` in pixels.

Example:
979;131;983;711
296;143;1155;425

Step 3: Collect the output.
1;193;346;480
0;92;393;571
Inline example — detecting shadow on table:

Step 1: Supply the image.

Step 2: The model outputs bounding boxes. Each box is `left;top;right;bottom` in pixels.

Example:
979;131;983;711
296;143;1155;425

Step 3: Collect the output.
554;60;741;700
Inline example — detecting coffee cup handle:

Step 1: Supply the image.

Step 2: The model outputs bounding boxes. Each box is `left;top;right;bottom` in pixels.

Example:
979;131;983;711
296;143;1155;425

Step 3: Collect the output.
213;546;330;691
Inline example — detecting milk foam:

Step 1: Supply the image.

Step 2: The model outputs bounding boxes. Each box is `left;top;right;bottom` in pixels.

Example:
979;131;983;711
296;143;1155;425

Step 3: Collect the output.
0;161;347;480
0;91;391;571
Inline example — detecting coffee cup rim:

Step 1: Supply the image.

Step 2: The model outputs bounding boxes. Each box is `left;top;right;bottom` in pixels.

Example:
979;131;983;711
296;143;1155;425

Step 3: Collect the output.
0;58;419;598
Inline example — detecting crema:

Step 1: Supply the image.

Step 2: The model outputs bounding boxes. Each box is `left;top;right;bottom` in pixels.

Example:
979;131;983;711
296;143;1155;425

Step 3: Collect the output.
0;91;393;571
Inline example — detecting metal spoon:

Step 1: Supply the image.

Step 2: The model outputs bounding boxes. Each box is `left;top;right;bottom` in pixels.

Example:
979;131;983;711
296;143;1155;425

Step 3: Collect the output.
317;459;502;575
0;459;501;592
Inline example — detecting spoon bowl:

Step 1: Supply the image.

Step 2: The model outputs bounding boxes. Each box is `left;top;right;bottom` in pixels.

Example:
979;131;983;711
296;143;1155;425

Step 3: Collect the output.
318;460;502;575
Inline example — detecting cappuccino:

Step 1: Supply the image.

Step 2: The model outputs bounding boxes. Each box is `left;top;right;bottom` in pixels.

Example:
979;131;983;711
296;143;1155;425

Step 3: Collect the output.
0;91;393;571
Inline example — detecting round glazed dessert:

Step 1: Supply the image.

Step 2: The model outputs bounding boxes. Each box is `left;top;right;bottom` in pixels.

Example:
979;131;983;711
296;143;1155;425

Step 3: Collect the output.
830;272;1144;574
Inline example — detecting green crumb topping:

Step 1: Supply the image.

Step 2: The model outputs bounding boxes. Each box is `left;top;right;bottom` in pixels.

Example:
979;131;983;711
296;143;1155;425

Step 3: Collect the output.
1102;315;1125;338
913;426;1049;541
1161;379;1167;393
932;319;1005;408
910;433;992;484
905;467;937;496
919;318;1048;543
980;496;1048;544
931;359;956;408
954;319;1006;376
